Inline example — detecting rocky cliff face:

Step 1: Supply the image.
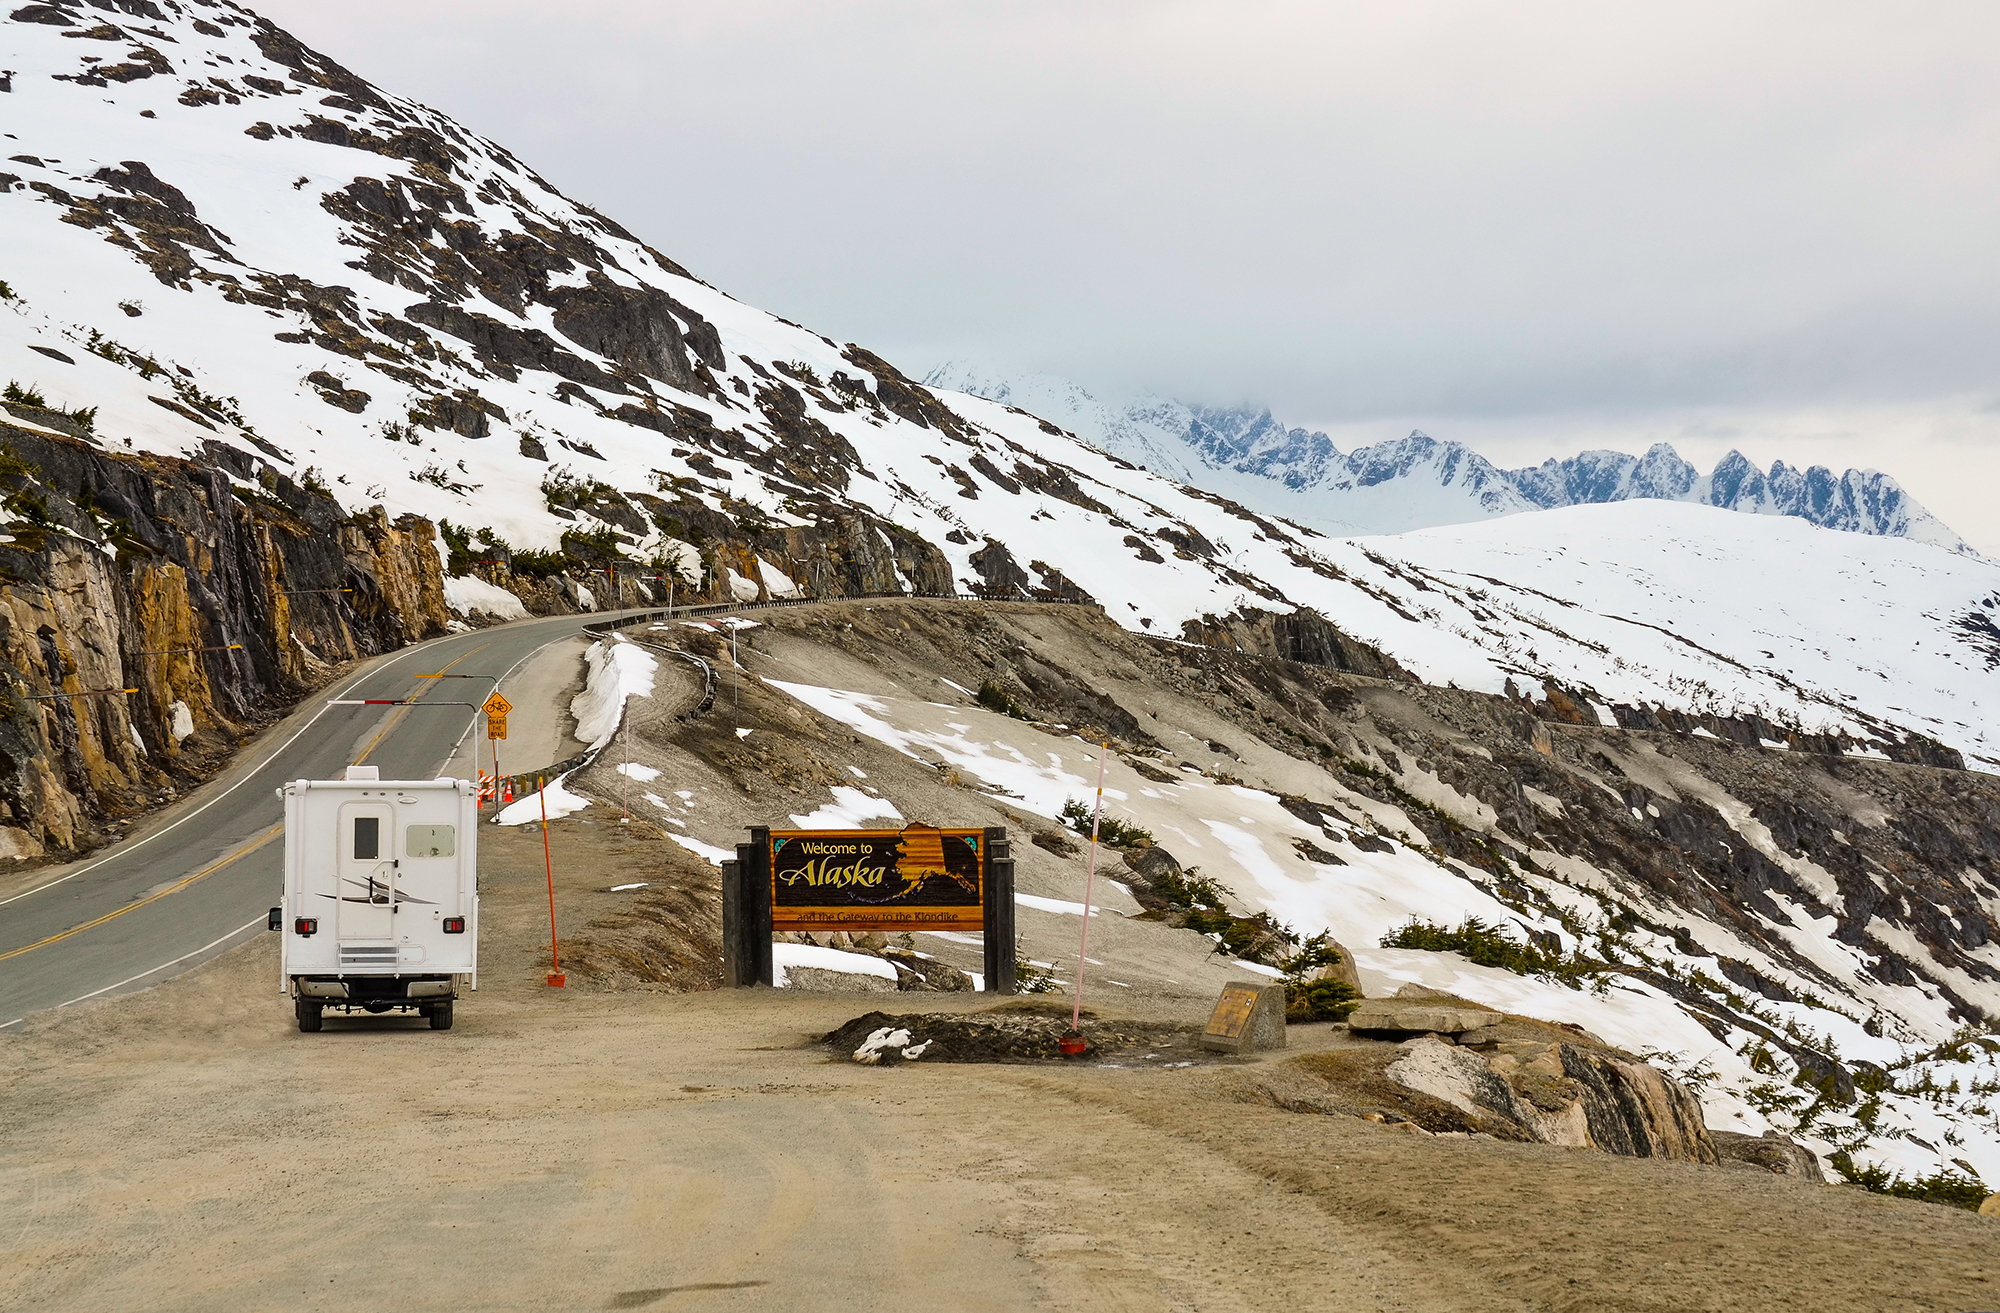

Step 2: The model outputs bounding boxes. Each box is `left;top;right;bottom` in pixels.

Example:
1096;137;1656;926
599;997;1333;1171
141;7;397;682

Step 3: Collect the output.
0;415;448;858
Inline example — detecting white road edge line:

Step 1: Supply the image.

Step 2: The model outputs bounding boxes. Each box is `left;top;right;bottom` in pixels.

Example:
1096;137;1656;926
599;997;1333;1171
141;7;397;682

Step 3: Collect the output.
1;614;596;908
435;635;573;776
0;914;267;1031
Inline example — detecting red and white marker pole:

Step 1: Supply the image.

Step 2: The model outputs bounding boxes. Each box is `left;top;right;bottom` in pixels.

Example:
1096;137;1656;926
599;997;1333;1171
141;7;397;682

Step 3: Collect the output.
1071;740;1110;1035
540;774;565;987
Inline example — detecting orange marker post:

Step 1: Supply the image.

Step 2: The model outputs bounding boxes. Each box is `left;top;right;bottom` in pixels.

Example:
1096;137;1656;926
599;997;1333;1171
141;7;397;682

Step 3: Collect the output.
539;775;565;987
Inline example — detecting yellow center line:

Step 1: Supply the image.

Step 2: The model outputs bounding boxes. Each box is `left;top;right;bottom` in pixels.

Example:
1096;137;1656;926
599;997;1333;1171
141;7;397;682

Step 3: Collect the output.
0;824;283;964
1;637;496;965
352;643;488;765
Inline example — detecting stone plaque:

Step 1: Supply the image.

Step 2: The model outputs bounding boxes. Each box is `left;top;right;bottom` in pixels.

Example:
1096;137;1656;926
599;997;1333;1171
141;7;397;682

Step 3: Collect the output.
1201;980;1288;1054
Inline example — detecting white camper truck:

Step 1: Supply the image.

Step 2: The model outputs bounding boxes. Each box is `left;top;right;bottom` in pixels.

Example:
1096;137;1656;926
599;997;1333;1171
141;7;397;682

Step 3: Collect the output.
272;766;478;1032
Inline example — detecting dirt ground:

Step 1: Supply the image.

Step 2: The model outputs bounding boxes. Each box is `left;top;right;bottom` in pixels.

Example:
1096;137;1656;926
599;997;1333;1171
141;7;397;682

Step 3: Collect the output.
4;807;1998;1312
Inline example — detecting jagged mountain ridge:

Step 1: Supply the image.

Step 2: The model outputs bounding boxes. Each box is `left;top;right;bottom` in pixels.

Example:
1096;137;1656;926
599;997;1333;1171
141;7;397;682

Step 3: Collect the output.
5;0;2000;1188
922;361;1972;553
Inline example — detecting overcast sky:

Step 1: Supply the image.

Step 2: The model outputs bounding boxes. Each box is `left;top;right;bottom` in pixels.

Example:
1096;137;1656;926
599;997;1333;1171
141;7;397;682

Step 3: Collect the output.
257;1;2000;550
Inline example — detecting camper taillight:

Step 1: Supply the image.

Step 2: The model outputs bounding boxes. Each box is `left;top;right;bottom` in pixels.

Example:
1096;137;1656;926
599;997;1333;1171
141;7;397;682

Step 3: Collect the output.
294;917;318;936
443;917;466;934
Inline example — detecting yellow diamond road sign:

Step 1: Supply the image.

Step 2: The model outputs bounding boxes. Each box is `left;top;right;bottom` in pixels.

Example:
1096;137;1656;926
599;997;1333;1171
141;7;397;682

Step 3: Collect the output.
484;692;511;740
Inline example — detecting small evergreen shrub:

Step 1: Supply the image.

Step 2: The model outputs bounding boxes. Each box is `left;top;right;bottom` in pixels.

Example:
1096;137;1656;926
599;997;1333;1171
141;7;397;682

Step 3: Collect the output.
1155;866;1229;913
1059;797;1154;847
1286;976;1362;1023
1381;915;1595;985
1280;931;1361;1021
1830;1152;1988;1211
976;679;1030;720
1016;960;1063;994
3;381;47;408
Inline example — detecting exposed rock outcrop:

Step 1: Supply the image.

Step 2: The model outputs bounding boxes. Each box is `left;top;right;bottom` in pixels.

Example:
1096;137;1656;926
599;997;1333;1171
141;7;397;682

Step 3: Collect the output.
1260;1026;1717;1164
0;422;448;858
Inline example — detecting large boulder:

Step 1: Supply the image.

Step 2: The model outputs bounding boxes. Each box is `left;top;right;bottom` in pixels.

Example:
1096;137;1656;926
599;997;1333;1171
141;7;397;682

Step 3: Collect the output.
1267;1016;1720;1164
1313;938;1365;997
1711;1130;1825;1182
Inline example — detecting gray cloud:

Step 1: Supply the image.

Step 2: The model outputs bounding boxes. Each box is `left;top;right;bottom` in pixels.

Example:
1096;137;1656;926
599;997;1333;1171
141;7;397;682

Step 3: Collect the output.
252;1;2000;543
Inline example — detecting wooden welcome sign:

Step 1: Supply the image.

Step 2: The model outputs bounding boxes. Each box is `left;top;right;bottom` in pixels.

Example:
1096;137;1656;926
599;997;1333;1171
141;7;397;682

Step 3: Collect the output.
720;824;1016;992
769;825;987;932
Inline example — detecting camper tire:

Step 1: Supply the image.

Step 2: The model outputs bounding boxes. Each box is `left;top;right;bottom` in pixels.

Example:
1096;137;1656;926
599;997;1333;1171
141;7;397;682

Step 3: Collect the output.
296;998;323;1033
428;1001;453;1031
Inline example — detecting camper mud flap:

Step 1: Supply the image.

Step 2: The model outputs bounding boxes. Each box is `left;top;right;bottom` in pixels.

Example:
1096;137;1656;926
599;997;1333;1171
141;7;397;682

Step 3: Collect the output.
405;979;454;999
296;979;351;999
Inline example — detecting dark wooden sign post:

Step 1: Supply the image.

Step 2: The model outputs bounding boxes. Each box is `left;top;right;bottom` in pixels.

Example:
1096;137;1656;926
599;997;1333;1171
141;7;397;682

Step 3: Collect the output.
722;824;1014;993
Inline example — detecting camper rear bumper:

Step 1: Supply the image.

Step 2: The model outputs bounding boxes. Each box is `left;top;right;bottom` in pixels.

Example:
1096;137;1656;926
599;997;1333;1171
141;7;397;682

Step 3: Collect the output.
291;974;464;1006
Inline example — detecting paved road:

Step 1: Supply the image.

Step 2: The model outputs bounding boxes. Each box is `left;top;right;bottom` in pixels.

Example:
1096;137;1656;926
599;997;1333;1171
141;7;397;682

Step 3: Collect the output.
0;608;654;1029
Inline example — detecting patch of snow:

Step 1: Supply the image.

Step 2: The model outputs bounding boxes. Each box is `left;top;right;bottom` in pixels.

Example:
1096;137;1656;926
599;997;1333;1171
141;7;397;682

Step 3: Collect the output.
666;833;735;866
1016;893;1100;917
789;786;903;829
757;557;802;598
610;882;649;892
569;637;657;751
441;574;528;620
774;942;899;987
167;701;194;743
493;772;591;824
616;762;661;781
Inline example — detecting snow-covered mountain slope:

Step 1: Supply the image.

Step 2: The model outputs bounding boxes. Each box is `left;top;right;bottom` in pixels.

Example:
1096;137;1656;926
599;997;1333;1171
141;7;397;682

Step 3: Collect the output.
925;363;1972;553
1;1;1993;770
1350;501;2000;768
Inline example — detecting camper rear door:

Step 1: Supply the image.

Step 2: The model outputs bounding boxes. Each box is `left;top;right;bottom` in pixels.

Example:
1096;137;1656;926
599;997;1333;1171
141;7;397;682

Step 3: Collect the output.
337;802;396;940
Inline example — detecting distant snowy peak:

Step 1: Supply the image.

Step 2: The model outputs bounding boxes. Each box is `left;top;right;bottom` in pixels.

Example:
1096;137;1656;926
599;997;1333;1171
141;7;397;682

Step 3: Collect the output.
1182;404;1343;490
932;366;1972;553
1511;444;1968;554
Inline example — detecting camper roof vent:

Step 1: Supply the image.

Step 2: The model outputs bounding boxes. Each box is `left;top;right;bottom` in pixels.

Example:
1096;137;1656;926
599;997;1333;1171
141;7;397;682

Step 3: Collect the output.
344;765;380;782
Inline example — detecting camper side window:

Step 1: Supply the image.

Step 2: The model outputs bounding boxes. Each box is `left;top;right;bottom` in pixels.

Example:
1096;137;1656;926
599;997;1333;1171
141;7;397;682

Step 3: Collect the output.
353;816;380;861
407;825;455;858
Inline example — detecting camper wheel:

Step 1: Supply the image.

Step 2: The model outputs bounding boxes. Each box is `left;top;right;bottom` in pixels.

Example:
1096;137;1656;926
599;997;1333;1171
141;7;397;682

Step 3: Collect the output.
428;1001;453;1031
296;998;323;1033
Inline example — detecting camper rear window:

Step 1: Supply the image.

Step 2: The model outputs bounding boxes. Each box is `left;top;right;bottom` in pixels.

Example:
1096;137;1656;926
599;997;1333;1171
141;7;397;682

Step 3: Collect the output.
353;816;380;860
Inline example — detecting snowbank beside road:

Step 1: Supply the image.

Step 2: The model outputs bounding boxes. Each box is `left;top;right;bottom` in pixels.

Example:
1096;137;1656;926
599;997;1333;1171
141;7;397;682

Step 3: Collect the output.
571;637;657;751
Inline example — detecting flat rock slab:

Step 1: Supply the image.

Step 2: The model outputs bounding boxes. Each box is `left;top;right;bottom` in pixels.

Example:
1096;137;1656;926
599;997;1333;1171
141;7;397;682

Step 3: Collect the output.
1347;1003;1498;1036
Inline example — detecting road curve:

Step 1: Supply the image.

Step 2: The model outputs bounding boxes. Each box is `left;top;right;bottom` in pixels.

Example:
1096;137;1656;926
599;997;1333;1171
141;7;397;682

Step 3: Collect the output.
0;608;655;1030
